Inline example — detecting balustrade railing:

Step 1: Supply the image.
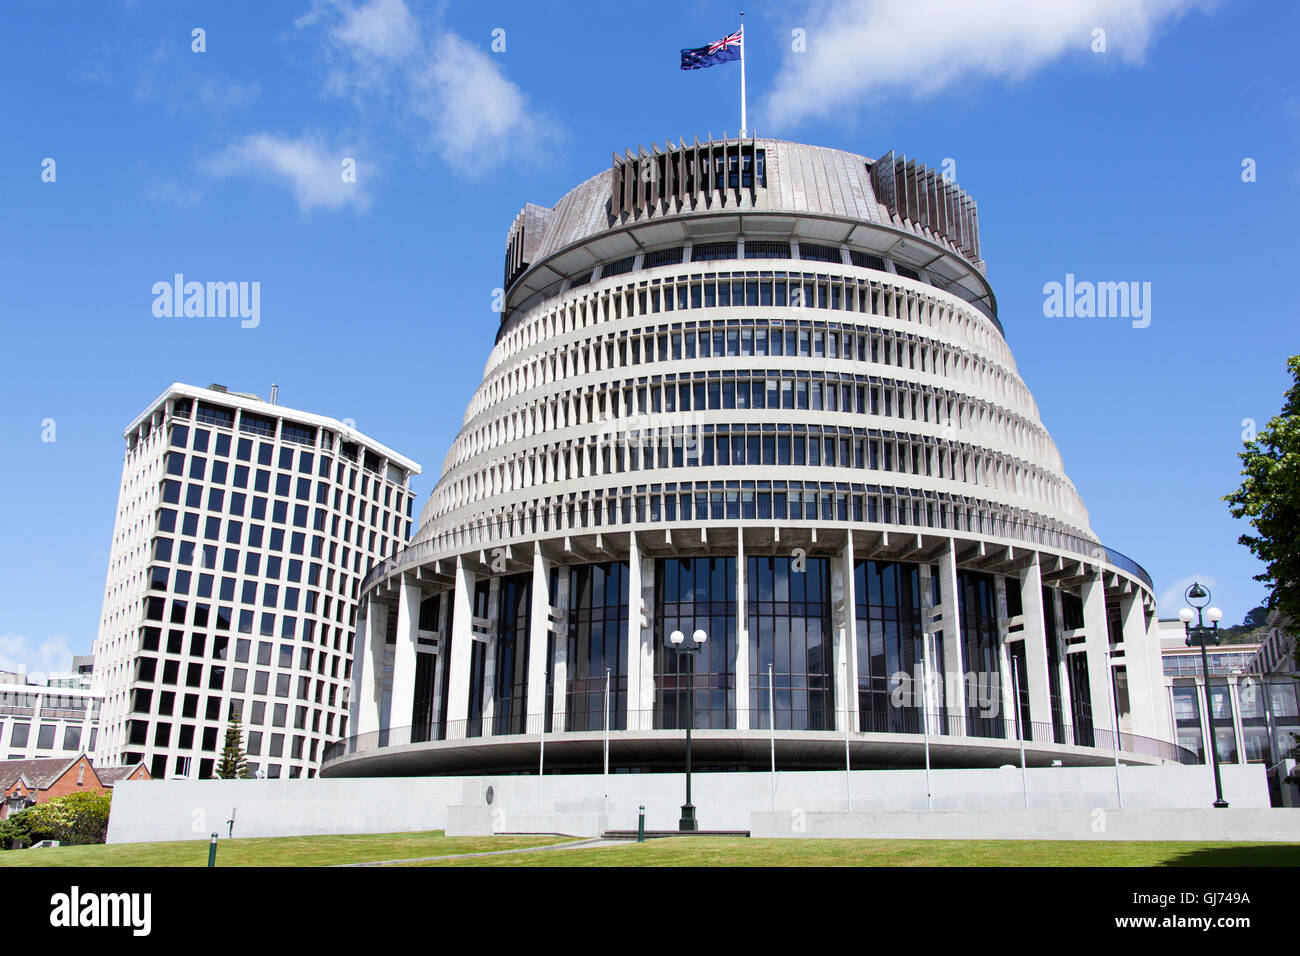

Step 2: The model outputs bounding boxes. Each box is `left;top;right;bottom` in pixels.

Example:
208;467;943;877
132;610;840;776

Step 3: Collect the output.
321;707;1195;766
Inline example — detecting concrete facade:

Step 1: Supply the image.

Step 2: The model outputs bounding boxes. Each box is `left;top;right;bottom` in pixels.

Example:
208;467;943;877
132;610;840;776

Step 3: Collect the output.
0;683;101;761
91;383;421;781
104;763;1269;844
334;135;1175;781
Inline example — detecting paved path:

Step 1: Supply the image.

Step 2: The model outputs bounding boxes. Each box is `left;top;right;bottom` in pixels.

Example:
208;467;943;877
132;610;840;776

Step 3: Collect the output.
333;837;627;867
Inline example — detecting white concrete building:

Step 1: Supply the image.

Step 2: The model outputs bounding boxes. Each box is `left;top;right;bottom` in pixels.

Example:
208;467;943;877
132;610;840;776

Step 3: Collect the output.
0;682;101;761
329;136;1179;780
1159;619;1299;803
92;384;420;780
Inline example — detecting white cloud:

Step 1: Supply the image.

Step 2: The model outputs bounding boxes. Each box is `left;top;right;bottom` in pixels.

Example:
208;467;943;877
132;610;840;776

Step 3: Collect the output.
416;33;533;173
331;0;419;59
0;633;75;679
1157;574;1217;614
202;132;369;213
299;0;556;176
765;0;1216;128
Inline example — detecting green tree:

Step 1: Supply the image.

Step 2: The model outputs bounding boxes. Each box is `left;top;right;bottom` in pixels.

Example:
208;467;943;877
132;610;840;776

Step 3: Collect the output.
1225;355;1300;663
217;711;249;779
12;791;112;846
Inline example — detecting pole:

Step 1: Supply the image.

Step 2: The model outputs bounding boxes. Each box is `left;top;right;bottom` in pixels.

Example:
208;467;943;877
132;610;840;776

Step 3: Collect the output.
920;656;933;811
1193;610;1229;807
768;662;776;811
739;13;747;138
603;666;611;777
207;832;218;868
538;682;546;812
1011;656;1028;809
842;659;851;811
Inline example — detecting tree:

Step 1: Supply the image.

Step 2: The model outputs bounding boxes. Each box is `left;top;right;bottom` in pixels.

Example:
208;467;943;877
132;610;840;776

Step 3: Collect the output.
1224;355;1300;663
1242;604;1269;628
216;711;249;779
6;791;113;846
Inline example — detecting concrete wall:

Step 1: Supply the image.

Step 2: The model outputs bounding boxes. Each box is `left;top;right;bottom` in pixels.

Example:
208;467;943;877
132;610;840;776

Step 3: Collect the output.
751;807;1300;842
107;762;1270;844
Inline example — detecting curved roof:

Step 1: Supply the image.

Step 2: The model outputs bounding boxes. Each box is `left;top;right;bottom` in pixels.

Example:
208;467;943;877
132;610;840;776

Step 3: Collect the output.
500;137;993;333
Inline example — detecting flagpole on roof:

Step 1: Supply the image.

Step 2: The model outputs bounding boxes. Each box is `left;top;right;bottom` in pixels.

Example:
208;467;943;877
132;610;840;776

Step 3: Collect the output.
739;12;747;137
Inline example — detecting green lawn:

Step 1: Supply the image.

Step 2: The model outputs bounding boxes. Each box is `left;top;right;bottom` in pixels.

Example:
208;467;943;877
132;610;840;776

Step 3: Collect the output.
0;831;570;867
3;832;1297;867
413;837;1300;868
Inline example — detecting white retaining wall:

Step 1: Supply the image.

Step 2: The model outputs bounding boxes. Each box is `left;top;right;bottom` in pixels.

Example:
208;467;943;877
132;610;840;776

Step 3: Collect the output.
106;763;1270;844
751;808;1300;841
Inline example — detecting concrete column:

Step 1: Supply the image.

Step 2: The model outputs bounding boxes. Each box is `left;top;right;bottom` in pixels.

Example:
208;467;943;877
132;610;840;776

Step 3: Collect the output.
551;565;571;731
918;563;939;734
526;543;551;733
1079;571;1113;741
836;534;860;731
993;575;1016;736
938;538;966;725
1019;555;1052;739
1118;590;1155;739
481;576;501;730
735;535;749;730
626;535;642;724
624;534;650;731
391;578;420;733
445;558;475;728
1145;603;1172;742
430;592;449;735
353;599;386;737
1228;679;1246;763
637;553;656;732
1050;587;1074;734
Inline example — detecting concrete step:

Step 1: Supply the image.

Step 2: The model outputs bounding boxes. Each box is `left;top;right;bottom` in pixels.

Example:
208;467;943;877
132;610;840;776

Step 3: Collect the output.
603;829;750;839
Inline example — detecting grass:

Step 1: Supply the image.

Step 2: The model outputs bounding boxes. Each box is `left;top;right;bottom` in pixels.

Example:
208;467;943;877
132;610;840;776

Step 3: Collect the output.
412;837;1300;867
3;832;1297;867
0;831;571;868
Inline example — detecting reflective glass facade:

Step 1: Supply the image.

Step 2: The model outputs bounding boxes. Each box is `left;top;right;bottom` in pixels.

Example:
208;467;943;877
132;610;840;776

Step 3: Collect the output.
747;556;834;731
854;560;924;733
564;563;628;731
655;557;736;730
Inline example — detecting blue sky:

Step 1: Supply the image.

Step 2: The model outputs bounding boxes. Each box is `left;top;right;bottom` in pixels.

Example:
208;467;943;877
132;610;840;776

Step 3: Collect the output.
1;0;1295;674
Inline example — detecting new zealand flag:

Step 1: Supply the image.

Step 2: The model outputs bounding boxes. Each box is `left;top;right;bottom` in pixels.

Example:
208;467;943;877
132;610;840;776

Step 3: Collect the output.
680;29;742;70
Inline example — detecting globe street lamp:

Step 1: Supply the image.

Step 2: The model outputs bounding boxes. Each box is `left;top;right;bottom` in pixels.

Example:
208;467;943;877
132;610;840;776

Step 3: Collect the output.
669;628;708;831
1179;582;1229;808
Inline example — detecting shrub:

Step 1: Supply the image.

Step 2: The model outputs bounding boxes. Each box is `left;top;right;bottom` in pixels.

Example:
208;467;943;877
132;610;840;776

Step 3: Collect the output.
20;790;113;846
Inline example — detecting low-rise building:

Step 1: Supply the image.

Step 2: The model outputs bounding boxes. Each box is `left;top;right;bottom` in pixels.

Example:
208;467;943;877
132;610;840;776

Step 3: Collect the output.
1160;619;1300;804
0;754;102;820
0;682;102;761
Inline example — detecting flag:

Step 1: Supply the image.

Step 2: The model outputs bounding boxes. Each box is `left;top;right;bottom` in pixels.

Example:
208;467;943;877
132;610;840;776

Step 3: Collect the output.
680;29;742;70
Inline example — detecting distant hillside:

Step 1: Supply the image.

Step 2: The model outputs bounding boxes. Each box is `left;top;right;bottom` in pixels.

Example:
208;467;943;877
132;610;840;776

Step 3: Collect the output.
1219;625;1267;646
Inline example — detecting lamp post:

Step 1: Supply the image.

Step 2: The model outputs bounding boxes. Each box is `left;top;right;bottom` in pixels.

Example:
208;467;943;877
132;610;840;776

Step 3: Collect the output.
669;628;708;831
1179;582;1229;808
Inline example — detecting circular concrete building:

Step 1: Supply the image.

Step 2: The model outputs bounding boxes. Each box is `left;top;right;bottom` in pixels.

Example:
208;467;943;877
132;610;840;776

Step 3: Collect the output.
325;136;1186;778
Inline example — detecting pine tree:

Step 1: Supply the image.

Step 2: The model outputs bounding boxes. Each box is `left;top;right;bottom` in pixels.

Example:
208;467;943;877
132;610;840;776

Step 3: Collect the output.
216;712;249;779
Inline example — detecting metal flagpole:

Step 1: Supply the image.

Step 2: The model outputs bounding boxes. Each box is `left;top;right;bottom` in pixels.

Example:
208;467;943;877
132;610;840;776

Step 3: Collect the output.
769;663;776;811
920;656;933;811
1012;656;1028;809
604;666;611;777
842;659;851;811
739;13;747;137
